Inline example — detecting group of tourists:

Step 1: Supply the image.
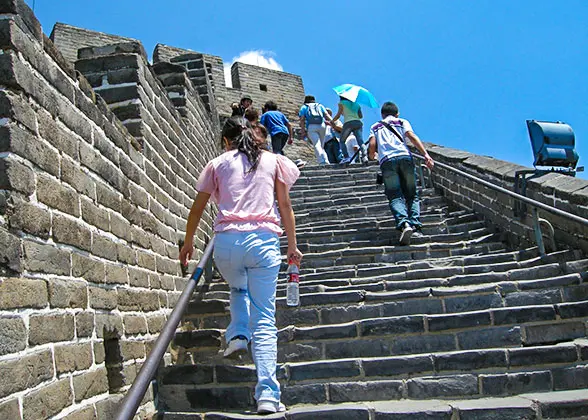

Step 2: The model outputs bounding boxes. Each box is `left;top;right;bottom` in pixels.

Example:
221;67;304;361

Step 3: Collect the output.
299;94;366;165
180;92;435;415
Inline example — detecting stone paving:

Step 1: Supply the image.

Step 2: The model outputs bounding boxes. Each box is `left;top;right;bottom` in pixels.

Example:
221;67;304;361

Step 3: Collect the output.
156;163;588;419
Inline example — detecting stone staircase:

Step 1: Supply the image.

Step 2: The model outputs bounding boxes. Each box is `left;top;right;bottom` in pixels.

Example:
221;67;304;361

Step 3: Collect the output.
155;163;588;419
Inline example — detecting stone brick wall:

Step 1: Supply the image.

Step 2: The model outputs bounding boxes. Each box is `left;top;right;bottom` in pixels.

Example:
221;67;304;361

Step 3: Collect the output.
153;44;306;122
0;1;219;418
420;143;588;254
50;22;138;65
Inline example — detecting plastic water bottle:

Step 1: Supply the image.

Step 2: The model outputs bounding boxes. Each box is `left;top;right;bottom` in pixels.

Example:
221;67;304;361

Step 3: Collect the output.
286;261;300;307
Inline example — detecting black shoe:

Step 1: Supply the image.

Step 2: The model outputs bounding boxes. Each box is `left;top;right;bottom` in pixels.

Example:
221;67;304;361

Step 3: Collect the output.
399;223;413;245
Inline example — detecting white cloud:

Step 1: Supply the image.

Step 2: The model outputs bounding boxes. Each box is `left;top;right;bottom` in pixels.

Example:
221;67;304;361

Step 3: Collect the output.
224;50;283;88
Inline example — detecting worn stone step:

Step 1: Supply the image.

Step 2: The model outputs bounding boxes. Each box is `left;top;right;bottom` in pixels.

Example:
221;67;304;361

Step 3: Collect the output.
296;237;506;269
286;220;488;248
197;251;583;308
295;202;451;225
201;256;579;303
194;272;588;333
283;228;493;255
295;210;477;234
272;249;576;287
161;342;588;387
156;389;588;419
282;246;565;281
157;345;588;411
177;300;588;361
290;188;438;208
292;194;445;214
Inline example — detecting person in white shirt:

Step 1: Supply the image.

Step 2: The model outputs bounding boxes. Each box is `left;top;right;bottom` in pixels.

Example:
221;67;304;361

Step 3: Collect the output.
368;102;434;245
298;95;332;165
345;134;360;164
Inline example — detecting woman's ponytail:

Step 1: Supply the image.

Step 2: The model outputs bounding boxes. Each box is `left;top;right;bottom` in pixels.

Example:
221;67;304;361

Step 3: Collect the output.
221;116;263;172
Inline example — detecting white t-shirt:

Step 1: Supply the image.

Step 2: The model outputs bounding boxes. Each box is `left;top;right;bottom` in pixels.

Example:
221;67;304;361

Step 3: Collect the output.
346;135;359;162
369;116;413;163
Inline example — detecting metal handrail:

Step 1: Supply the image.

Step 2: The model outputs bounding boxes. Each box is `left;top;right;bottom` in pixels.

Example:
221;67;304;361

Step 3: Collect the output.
412;152;588;255
115;237;215;420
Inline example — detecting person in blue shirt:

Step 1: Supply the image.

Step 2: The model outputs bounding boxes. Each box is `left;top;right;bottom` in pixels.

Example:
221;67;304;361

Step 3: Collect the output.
260;101;293;155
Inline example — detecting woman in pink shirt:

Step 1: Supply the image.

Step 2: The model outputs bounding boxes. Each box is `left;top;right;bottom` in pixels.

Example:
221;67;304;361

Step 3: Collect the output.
180;116;302;414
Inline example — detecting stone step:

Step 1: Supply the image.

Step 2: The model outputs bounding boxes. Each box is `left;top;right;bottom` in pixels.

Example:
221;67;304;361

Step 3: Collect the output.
290;183;435;198
291;194;445;214
203;251;581;300
283;221;488;247
157;342;588;411
177;300;588;362
282;249;579;285
296;237;507;269
289;187;438;206
294;202;450;224
295;210;477;233
281;246;561;280
286;228;494;255
187;278;588;338
155;389;588;419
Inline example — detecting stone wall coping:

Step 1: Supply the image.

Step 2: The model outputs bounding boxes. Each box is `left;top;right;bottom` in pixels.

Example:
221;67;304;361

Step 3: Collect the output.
231;61;304;79
50;22;139;44
424;141;588;209
78;41;148;62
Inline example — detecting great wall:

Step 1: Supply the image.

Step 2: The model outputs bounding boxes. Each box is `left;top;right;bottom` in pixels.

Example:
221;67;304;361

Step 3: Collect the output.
1;1;588;419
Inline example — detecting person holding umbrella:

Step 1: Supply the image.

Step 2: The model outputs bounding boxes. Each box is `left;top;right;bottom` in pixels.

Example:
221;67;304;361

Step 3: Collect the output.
331;84;379;164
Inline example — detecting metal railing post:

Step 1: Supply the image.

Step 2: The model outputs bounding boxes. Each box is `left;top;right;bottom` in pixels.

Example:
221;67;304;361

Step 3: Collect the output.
531;208;546;256
115;237;215;420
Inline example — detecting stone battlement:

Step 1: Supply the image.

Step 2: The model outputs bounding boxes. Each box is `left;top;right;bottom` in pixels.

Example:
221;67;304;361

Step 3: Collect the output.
51;24;305;122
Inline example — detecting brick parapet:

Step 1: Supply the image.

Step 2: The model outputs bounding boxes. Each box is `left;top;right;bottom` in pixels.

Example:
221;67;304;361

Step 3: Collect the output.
0;4;219;419
50;22;138;65
153;44;306;123
420;143;588;254
169;53;221;131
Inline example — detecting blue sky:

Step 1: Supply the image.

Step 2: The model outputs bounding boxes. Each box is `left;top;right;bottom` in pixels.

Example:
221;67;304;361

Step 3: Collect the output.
29;0;587;177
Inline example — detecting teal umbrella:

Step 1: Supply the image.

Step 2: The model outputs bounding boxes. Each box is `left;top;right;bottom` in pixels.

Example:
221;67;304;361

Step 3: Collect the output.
333;83;379;108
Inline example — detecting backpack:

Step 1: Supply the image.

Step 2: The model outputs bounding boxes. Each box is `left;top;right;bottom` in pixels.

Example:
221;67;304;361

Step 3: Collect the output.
305;103;324;125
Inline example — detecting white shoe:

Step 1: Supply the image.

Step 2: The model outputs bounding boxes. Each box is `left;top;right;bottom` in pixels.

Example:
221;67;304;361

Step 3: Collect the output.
399;223;413;245
294;159;307;169
223;336;248;358
340;157;352;165
257;400;286;414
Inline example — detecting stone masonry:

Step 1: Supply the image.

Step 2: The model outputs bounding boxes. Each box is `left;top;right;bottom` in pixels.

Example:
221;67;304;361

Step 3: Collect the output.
0;1;218;418
0;0;587;419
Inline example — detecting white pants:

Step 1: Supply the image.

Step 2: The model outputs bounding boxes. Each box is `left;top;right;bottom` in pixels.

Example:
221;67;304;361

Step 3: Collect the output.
307;123;329;164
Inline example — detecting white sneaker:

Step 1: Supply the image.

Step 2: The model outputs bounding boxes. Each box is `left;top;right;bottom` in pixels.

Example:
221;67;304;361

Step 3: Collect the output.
294;159;307;169
257;400;286;414
399;223;413;245
223;336;248;359
340;157;352;165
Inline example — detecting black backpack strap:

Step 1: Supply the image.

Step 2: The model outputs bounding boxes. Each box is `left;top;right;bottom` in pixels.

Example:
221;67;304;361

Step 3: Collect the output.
379;119;413;160
380;119;404;143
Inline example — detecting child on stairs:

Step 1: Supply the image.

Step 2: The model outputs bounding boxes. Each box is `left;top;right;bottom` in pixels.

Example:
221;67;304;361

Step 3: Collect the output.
180;116;303;414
